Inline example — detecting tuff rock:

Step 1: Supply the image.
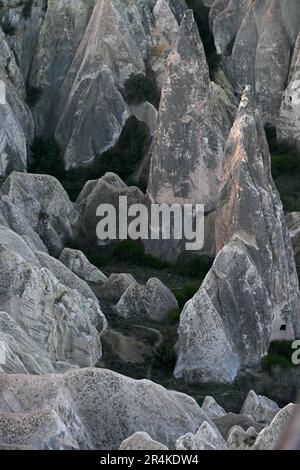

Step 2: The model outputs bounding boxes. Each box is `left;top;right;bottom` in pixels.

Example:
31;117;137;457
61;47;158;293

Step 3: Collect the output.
174;87;300;383
0;368;213;450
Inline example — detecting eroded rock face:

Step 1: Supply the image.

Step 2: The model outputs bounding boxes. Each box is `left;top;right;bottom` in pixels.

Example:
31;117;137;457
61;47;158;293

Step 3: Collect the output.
1;172;79;256
0;368;212;449
76;172;147;242
277;35;300;149
27;0;180;168
227;425;257;450
59;248;107;285
176;421;227;450
202;396;227;418
240;390;280;425
119;432;168;451
148;10;230;209
286;212;300;276
115;277;178;322
210;0;300;124
147;9;232;260
0;244;106;374
175;87;300;383
253;404;297;450
97;273;138;303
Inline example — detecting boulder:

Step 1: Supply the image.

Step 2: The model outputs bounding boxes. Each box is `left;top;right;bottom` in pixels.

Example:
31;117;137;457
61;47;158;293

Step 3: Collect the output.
116;277;178;322
212;413;264;440
253;404;297;450
0;245;106;373
202;396;227;418
76;172;147;242
0;368;213;449
97;273;137;303
240;390;280;424
119;432;168;451
1;172;79;256
0;194;48;253
227;425;257;450
175;87;300;384
59;248;107;285
176;421;227;450
35;251;98;303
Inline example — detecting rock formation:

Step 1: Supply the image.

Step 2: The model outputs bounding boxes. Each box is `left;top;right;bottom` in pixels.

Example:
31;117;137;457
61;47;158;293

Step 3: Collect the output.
0;368;212;450
209;0;300;125
175;87;300;383
115;277;178;321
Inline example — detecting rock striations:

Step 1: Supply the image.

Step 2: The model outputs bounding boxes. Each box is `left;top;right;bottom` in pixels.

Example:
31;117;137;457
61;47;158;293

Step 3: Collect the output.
175;87;300;383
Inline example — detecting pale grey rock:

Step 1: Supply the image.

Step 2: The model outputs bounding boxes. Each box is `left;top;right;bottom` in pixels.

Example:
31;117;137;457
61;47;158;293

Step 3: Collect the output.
0;194;48;253
76;172;147;242
227;425;257;450
98;273;137;303
0;245;106;371
0;409;80;450
116;277;178;322
1;172;79;256
35;251;98;303
0;368;213;449
210;0;300;124
119;432;168;450
59;248;107;285
253;404;297;450
240;390;280;424
148;9;230;210
0;224;38;265
147;10;231;260
175;87;300;384
0;0;47;79
277;38;300;148
212;413;264;439
202;396;227;418
286;212;300;275
128;102;158;135
29;0;97;136
176;421;227;450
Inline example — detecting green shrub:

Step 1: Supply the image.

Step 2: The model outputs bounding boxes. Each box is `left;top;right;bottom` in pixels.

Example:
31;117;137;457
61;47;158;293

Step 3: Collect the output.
173;282;200;309
114;239;144;262
28;137;65;179
262;341;294;371
26;85;43;107
2;20;16;36
168;308;181;324
22;0;34;19
113;240;170;269
185;0;221;78
123;70;160;108
174;254;214;279
271;151;300;178
152;342;177;370
62;116;151;201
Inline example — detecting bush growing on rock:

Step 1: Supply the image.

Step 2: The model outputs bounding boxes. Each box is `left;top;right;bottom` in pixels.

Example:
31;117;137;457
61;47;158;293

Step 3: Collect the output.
1;20;16;36
123;70;160;108
262;341;295;372
29;137;65;179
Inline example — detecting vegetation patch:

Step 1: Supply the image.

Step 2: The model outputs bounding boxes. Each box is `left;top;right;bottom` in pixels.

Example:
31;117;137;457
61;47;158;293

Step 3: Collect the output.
123;69;160;109
2;20;16;36
262;341;295;372
185;0;221;79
